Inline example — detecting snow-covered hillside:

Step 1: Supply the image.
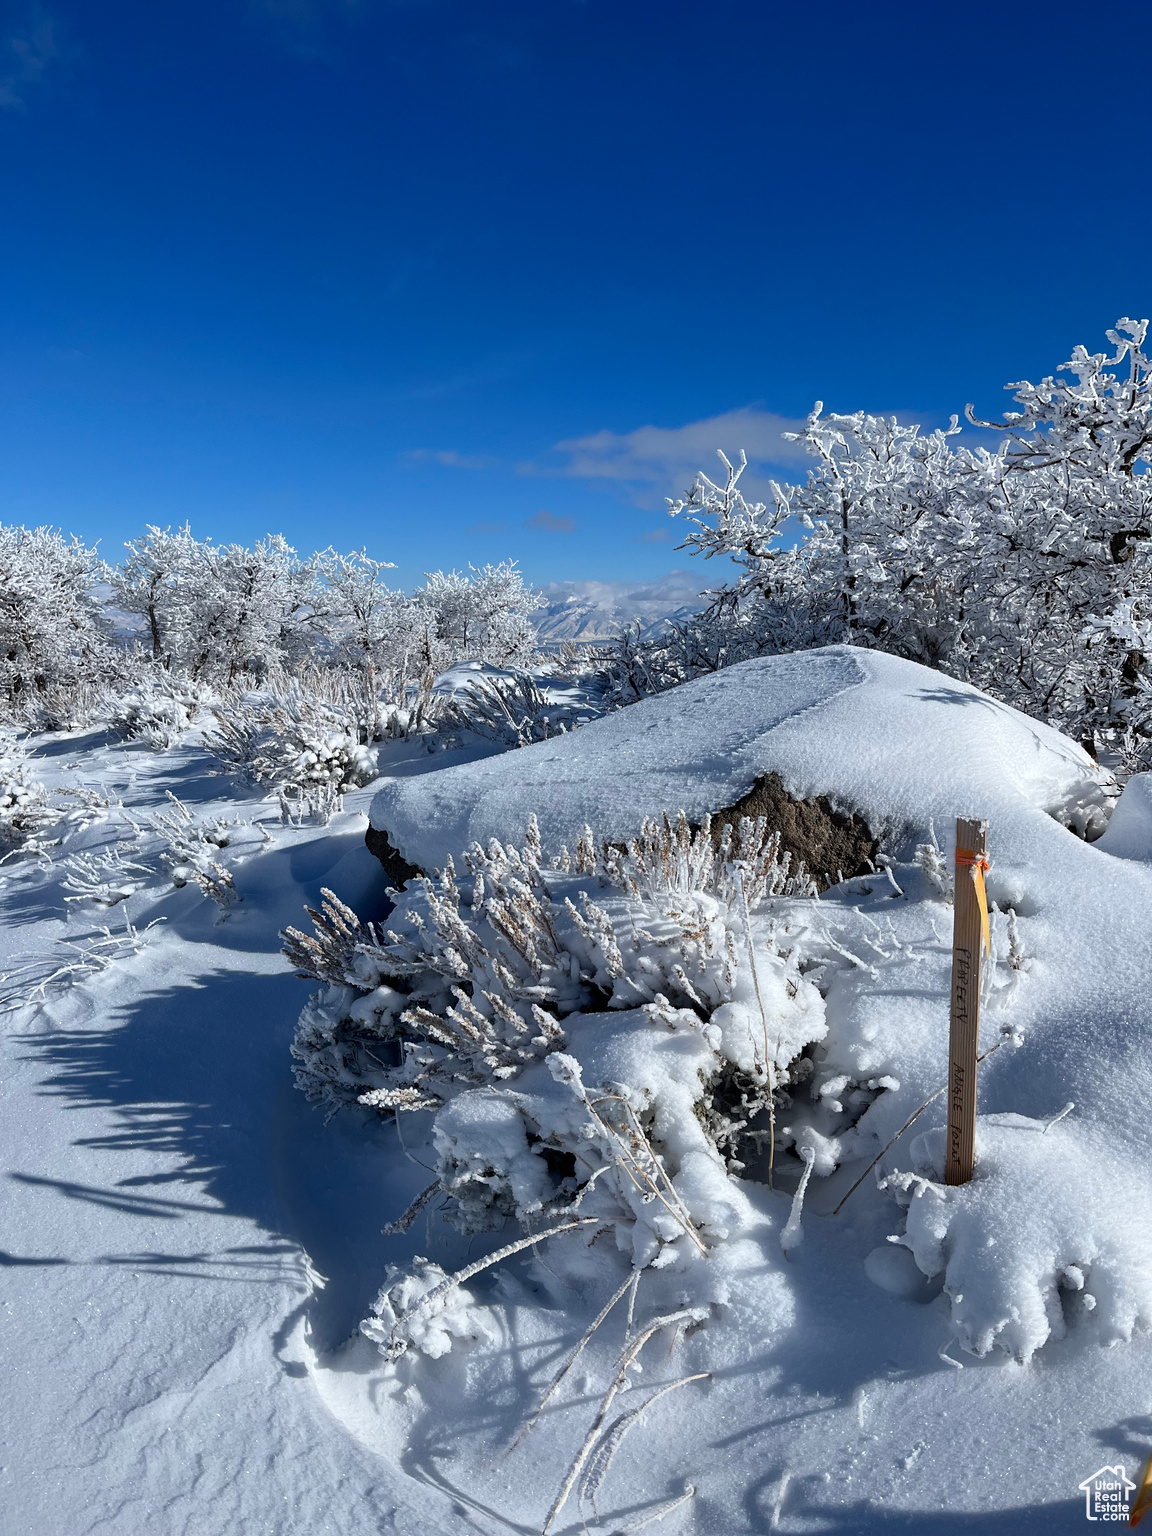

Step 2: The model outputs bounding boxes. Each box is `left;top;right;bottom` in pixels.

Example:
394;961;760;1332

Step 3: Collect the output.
4;649;1152;1534
532;572;708;644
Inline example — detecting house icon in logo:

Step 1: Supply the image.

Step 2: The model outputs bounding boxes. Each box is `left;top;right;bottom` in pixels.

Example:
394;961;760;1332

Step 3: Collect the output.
1078;1464;1136;1521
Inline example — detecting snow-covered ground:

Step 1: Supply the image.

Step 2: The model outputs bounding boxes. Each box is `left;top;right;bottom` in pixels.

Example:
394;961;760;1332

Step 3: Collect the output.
4;651;1152;1533
0;732;465;1533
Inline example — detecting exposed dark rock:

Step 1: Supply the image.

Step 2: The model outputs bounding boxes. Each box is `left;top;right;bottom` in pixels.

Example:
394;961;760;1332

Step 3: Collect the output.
711;772;878;891
365;824;422;887
367;770;878;893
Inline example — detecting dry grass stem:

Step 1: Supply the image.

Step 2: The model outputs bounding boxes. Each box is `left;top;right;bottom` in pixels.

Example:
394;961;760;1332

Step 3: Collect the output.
510;1269;639;1451
579;1372;710;1516
541;1308;703;1535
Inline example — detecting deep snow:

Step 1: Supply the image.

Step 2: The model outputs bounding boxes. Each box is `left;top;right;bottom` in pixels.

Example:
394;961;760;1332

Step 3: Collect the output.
4;651;1152;1533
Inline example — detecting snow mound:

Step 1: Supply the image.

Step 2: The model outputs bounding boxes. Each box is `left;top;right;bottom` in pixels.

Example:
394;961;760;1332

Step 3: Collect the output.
1095;772;1152;862
894;1116;1152;1362
369;644;1113;875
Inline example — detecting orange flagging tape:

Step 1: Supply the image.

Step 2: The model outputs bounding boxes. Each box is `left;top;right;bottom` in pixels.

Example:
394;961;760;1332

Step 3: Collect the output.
1131;1449;1152;1526
956;846;991;957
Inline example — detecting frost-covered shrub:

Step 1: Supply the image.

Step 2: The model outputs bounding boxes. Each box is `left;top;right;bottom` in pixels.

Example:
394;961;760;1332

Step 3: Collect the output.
61;845;151;908
286;803;1152;1374
440;672;599;748
15;678;114;732
285;811;824;1256
0;738;56;852
105;671;215;749
151;792;247;906
203;682;378;795
0;736;117;857
277;782;347;829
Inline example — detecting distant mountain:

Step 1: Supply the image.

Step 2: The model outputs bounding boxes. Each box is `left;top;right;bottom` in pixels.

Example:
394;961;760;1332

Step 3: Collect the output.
532;572;709;645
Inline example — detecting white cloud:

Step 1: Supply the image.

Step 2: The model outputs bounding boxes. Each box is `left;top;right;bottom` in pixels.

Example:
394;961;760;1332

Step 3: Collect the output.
527;407;812;503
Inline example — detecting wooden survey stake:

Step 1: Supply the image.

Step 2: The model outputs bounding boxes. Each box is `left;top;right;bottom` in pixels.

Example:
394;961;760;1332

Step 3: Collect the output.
946;816;988;1186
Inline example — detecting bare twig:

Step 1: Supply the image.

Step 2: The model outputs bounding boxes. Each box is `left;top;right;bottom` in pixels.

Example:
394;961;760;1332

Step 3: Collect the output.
381;1180;440;1235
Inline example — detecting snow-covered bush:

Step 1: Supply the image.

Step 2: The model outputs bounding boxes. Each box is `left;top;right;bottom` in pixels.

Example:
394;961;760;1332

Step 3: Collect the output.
0;524;112;723
285;812;823;1246
0;736;57;852
0;735;120;858
286;801;1152;1384
440;672;597;748
202;681;378;796
0;910;166;1016
105;670;215;748
16;678;116;732
151;792;244;906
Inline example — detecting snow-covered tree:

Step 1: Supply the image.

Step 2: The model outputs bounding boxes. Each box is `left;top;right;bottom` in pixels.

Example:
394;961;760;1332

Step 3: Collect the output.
0;524;110;718
612;319;1152;764
113;527;318;682
311;548;402;723
113;524;201;666
963;318;1152;748
408;562;541;673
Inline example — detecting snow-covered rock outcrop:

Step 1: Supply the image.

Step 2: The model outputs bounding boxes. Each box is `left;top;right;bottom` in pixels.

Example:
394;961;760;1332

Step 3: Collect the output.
368;645;1114;877
356;646;1152;1364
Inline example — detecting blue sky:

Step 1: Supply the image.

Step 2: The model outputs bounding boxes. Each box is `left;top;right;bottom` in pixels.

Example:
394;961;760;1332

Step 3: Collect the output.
1;0;1150;589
